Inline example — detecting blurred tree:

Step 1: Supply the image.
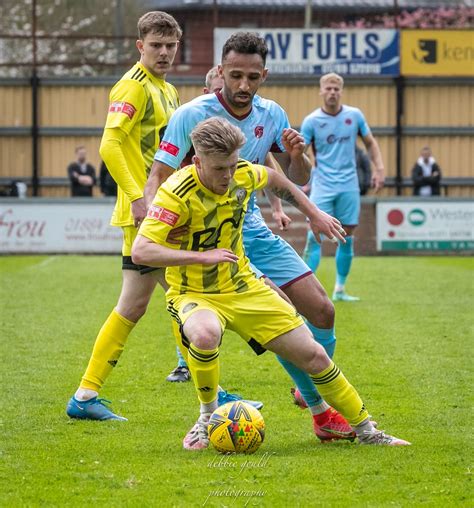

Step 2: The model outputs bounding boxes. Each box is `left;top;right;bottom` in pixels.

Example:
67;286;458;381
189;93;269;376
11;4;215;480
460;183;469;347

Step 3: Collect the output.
331;6;474;29
0;0;145;77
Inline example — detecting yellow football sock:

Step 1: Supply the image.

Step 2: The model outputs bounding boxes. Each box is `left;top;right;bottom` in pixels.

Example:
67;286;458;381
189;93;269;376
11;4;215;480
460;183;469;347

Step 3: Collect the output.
80;309;135;392
172;319;189;364
187;343;219;404
311;361;369;427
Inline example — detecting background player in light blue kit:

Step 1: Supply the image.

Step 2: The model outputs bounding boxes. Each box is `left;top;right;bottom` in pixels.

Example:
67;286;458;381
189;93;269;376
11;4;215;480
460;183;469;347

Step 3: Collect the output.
301;73;385;301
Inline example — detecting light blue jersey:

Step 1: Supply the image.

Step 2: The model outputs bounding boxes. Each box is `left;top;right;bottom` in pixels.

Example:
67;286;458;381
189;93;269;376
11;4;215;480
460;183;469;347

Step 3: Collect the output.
155;91;288;216
301;105;370;194
154;91;311;287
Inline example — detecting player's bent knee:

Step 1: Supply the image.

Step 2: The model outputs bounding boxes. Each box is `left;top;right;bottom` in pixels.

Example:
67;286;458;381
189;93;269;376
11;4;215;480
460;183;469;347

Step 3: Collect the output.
188;332;221;350
183;320;221;350
305;342;331;374
308;283;334;316
304;296;335;329
320;297;335;321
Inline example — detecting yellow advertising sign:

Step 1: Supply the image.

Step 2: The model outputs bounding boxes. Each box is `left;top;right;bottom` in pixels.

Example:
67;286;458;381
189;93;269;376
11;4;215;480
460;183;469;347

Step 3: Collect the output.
401;30;474;76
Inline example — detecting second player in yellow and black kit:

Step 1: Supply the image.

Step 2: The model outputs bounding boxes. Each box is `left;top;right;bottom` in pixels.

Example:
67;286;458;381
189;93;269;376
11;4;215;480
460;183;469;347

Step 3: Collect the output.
101;60;180;248
66;11;187;421
80;62;179;386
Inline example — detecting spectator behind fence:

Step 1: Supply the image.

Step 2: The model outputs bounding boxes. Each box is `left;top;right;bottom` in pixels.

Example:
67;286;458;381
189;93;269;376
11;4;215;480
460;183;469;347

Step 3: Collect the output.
412;146;442;196
99;161;117;197
356;145;372;196
68;146;96;197
0;180;27;198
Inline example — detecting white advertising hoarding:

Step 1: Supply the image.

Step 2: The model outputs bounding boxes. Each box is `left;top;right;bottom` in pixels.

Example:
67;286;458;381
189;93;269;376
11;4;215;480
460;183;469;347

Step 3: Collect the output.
376;200;474;251
0;201;122;253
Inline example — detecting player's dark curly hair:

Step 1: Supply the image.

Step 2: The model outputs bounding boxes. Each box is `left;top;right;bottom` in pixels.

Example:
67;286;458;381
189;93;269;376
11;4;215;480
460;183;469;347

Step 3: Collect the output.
221;32;268;65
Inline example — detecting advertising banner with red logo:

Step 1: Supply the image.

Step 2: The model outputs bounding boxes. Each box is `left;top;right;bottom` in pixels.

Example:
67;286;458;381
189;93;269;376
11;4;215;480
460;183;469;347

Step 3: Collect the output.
376;199;474;251
0;200;122;253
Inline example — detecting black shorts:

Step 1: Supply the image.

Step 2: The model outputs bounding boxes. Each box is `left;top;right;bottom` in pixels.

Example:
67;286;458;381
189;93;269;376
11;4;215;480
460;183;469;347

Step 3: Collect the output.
122;256;160;275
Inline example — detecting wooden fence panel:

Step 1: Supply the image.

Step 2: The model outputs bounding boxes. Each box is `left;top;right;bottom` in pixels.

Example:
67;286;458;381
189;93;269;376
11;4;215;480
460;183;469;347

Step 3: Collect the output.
0;87;31;127
40;86;109;127
405;86;473;126
0;80;472;198
0;138;31;178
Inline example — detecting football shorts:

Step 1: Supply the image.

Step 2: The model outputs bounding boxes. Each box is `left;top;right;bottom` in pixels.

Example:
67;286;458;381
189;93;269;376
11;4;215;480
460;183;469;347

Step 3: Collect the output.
167;277;304;354
243;215;312;289
121;225;160;274
313;190;360;227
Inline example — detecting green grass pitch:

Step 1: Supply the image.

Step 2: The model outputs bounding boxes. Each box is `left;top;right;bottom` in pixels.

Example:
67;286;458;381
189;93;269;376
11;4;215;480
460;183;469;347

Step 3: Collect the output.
0;255;472;507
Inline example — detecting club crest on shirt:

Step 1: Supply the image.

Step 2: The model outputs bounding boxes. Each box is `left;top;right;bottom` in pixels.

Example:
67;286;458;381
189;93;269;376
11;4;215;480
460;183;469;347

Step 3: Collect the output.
345;118;352;125
235;188;247;205
183;302;198;313
254;125;264;138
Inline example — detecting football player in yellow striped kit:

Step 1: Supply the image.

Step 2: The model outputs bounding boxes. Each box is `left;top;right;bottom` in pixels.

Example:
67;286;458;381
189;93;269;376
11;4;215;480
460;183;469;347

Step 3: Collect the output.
132;117;410;449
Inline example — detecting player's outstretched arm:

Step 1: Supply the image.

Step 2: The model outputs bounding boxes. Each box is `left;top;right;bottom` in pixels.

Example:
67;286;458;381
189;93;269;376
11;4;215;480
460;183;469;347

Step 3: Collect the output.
132;235;238;267
265;167;345;244
144;161;175;209
273;128;312;186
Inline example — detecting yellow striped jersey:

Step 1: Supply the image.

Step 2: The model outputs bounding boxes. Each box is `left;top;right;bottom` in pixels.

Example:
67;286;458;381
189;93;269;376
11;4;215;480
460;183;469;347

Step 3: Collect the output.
103;61;180;226
138;159;268;295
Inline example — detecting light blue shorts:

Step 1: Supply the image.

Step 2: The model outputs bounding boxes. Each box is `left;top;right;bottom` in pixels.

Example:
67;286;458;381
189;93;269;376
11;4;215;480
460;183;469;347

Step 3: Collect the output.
313;190;360;226
249;262;264;279
243;214;312;288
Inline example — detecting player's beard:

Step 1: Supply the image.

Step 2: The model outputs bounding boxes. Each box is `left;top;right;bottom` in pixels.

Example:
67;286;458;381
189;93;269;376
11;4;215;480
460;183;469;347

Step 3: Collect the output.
224;89;252;112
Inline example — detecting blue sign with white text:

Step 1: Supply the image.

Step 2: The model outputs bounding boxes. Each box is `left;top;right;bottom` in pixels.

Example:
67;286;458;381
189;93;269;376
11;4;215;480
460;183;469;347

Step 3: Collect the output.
214;29;400;76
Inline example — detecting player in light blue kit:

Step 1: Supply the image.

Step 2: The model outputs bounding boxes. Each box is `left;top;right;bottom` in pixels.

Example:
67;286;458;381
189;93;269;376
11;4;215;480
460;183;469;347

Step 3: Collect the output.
301;73;385;301
145;33;358;444
166;66;292;384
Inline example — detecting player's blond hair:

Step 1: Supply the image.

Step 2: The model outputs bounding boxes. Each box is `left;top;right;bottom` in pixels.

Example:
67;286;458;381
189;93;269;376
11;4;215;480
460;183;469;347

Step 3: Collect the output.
205;66;220;90
320;73;344;89
191;118;246;157
137;11;182;40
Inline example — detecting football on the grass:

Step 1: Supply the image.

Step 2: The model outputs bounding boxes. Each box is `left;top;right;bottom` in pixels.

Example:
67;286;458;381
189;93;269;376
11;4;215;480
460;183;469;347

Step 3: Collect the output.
208;401;265;454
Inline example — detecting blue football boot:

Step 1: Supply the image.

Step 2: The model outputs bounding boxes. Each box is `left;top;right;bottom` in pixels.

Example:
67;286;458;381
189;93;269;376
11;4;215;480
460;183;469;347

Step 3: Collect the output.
66;396;127;421
332;290;360;302
217;389;263;411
